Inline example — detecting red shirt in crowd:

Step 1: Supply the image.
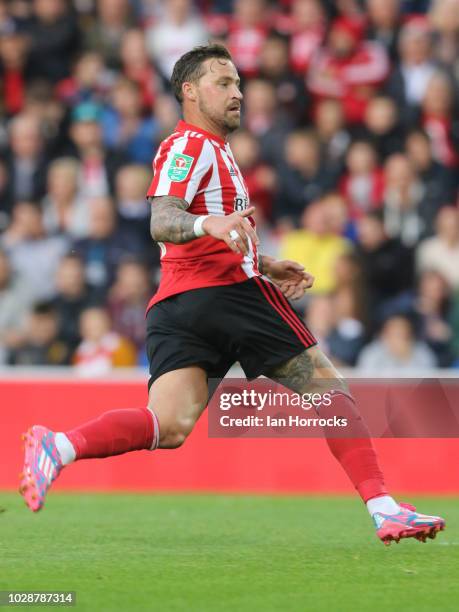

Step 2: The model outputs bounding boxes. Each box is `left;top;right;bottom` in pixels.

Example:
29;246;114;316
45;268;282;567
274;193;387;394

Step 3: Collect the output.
308;38;389;124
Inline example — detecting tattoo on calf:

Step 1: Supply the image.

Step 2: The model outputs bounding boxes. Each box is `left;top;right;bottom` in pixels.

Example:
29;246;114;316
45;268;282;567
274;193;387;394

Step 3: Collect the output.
267;348;348;395
267;350;315;394
149;195;197;244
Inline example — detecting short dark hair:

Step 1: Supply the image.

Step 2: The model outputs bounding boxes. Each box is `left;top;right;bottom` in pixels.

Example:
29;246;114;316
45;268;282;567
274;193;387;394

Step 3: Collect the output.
405;127;430;143
33;301;56;317
171;43;233;103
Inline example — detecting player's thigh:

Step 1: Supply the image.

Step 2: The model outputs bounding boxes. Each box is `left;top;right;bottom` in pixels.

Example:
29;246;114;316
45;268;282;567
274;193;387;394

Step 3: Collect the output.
147;366;209;447
267;345;348;395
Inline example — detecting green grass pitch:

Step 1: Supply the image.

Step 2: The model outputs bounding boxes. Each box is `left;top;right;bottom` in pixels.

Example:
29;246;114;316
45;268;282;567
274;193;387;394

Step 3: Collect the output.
0;493;458;612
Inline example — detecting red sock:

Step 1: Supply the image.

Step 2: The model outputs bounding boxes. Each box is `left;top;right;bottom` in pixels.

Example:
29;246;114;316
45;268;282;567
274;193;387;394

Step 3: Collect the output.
320;390;388;503
66;408;159;460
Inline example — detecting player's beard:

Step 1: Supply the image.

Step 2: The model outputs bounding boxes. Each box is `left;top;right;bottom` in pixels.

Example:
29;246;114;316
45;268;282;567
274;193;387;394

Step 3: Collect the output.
198;96;240;134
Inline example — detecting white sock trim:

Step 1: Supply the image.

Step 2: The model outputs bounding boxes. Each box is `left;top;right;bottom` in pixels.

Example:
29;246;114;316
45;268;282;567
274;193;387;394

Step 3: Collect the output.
55;433;76;466
147;408;160;450
366;495;400;516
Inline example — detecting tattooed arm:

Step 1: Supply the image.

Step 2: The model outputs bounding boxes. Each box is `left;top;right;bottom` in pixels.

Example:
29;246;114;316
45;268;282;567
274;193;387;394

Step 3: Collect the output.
149;195;197;244
149;196;259;255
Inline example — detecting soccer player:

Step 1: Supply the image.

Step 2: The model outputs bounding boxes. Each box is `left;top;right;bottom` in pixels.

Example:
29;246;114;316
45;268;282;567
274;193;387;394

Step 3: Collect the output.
20;44;445;546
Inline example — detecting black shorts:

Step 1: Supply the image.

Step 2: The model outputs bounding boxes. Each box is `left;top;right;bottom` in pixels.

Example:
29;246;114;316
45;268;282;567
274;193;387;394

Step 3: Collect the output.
146;277;317;388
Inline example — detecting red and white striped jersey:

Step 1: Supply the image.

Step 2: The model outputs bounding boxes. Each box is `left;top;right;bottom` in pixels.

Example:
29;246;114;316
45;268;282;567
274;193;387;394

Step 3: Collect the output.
146;120;260;309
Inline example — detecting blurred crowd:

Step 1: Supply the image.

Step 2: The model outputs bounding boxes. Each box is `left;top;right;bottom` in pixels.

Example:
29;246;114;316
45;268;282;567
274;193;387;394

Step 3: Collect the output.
1;0;459;374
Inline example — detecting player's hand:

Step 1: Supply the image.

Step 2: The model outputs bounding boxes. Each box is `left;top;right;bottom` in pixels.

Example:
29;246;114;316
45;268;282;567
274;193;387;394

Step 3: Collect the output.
265;259;314;300
202;207;259;256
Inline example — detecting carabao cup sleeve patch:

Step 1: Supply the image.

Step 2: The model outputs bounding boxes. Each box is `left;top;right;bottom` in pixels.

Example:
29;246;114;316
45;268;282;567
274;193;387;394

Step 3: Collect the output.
167;153;195;182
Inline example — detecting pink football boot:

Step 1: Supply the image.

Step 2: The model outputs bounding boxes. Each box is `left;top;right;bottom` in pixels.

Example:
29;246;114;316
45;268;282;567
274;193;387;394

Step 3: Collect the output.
374;502;445;546
19;426;63;512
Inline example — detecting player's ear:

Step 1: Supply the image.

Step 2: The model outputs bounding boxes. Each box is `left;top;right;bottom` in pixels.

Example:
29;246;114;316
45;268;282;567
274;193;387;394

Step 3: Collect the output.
182;82;197;103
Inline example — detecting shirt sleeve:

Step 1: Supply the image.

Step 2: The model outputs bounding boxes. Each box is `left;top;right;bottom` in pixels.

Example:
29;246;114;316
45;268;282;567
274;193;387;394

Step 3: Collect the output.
146;134;213;207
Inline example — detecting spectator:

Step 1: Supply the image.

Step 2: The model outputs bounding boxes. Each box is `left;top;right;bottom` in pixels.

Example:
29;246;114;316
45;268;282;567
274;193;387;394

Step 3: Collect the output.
145;0;208;80
224;0;269;78
357;314;437;373
101;77;157;165
329;251;369;358
120;29;160;112
107;259;151;354
42;157;89;239
51;253;99;357
417;206;459;290
307;16;389;124
72;196;143;294
304;289;365;367
334;250;366;296
358;96;405;160
279;196;351;294
68;101;128;198
0;0;16;35
414;269;454;367
8;301;69;366
20;81;69;159
288;0;325;75
26;0;80;83
325;192;352;238
0;248;32;363
55;51;114;107
2;113;48;209
115;164;155;256
385;18;436;122
73;306;137;375
339;141;384;220
228;129;276;221
429;0;459;71
327;285;367;366
1;201;69;301
242;78;292;167
315;99;350;176
356;210;414;324
366;0;401;61
405;128;456;209
258;31;308;124
0;24;31;115
421;71;459;172
382;153;434;247
84;0;135;70
274;129;335;223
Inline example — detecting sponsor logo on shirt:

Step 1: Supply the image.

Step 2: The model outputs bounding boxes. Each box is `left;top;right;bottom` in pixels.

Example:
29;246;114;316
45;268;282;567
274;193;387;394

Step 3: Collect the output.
234;195;248;211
